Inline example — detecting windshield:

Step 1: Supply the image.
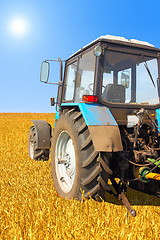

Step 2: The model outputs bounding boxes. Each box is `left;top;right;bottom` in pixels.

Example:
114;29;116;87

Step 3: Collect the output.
102;49;159;105
64;49;96;102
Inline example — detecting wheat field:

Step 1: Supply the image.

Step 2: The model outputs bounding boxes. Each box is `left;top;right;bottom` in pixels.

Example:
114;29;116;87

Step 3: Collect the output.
0;113;160;240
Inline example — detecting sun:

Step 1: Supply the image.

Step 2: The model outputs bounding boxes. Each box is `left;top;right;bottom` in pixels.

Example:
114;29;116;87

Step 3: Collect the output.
9;17;29;37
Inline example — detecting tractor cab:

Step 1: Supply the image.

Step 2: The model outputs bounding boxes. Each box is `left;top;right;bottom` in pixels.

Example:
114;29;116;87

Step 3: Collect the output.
62;35;160;108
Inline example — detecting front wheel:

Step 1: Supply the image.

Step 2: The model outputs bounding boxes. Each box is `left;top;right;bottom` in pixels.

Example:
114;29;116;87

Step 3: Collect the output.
28;126;49;161
51;109;111;200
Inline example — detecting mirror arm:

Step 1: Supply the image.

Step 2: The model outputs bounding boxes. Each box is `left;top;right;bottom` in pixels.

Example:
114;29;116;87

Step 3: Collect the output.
43;58;65;85
58;58;63;82
44;82;59;85
41;59;65;85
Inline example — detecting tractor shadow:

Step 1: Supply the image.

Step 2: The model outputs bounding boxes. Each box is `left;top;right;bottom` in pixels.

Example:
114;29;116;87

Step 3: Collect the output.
104;186;160;206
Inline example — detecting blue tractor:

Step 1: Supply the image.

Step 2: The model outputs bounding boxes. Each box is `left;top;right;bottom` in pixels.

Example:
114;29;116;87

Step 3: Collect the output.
28;35;160;217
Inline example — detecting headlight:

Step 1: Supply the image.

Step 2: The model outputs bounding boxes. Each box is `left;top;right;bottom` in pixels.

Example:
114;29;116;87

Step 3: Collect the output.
93;46;102;57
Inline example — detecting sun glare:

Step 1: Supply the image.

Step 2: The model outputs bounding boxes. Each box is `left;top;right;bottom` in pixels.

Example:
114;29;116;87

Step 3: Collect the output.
9;17;29;37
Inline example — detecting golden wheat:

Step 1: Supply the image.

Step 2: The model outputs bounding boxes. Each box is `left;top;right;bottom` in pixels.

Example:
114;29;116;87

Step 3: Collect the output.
0;113;160;240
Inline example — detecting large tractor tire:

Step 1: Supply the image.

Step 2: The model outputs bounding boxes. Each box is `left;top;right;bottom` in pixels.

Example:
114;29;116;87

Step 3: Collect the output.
51;108;112;200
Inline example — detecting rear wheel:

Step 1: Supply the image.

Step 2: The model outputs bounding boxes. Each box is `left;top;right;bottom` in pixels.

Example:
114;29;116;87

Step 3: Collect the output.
51;109;112;200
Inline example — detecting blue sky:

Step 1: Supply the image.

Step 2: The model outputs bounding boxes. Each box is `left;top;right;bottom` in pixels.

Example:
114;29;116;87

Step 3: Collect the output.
0;0;160;112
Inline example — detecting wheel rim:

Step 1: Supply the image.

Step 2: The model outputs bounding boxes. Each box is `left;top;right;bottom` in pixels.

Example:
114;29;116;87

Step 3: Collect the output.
55;131;76;193
29;135;34;159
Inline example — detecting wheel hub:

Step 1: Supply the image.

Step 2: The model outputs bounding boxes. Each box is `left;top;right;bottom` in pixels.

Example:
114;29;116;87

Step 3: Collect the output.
55;131;76;193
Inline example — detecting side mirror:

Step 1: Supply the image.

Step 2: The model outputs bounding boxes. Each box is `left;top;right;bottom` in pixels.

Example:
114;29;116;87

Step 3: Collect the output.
121;70;130;88
40;61;49;83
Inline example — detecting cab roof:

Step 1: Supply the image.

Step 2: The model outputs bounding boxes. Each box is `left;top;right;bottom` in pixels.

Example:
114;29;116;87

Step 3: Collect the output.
69;35;159;59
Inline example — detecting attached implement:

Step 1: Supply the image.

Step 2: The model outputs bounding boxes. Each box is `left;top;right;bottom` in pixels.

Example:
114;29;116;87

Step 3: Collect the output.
28;35;160;217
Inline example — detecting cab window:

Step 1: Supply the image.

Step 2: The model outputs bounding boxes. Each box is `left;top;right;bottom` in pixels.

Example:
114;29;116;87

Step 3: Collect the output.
74;50;96;102
64;61;78;101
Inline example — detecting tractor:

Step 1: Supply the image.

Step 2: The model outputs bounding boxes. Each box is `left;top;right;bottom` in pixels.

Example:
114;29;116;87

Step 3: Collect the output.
28;35;160;217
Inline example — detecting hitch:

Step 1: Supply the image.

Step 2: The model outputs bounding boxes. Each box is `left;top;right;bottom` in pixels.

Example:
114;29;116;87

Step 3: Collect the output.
118;181;136;217
110;178;136;217
118;192;136;217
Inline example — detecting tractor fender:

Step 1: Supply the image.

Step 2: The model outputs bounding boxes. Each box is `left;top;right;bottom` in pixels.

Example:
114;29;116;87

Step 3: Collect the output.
88;125;123;152
79;103;123;152
61;103;123;152
31;120;52;150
